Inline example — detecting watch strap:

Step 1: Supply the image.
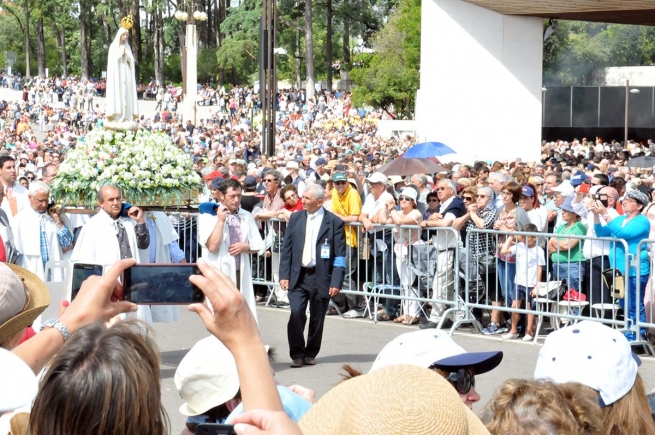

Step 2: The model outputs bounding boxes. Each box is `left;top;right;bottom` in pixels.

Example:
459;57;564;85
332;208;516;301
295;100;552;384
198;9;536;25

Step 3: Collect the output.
40;319;70;341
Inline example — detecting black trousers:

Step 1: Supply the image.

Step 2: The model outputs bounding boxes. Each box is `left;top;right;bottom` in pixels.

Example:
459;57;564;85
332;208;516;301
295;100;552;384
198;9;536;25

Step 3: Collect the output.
287;268;330;361
582;256;611;317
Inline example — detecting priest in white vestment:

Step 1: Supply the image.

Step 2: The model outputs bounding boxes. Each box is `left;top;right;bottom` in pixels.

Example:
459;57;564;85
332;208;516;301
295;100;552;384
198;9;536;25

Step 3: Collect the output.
0;156;30;226
12;181;73;281
71;185;151;322
140;211;186;323
198;178;264;321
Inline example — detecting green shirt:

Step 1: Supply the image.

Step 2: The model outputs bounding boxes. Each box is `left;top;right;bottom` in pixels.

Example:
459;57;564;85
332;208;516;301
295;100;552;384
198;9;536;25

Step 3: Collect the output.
551;221;586;263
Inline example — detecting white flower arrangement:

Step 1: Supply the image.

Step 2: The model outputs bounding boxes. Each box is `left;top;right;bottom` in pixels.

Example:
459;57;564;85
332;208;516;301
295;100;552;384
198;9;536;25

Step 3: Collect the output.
51;129;202;206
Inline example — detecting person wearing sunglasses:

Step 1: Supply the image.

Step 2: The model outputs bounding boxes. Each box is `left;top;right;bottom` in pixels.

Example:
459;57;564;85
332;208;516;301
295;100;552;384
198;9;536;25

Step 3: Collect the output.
369;329;503;409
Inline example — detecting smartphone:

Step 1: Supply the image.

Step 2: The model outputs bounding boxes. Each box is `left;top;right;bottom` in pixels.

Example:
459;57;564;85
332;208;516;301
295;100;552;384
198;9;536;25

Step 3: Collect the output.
71;263;104;300
196;424;236;435
335;164;347;172
594;193;609;208
579;183;590;194
123;264;204;304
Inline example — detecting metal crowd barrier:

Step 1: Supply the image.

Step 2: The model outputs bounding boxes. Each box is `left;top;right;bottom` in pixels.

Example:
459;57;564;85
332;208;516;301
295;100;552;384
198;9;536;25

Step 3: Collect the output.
466;229;631;343
636;239;655;354
165;211;647;346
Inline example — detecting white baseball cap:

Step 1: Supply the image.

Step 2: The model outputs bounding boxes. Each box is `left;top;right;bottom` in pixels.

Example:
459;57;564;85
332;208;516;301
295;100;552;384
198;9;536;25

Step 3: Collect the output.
399;187;418;202
0;347;38;412
174;336;241;416
551;181;574;197
365;172;388;185
370;330;502;375
534;320;640;406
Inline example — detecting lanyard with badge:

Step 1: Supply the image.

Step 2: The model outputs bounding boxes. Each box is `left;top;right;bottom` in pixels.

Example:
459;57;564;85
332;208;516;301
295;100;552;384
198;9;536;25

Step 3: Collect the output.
320;238;330;259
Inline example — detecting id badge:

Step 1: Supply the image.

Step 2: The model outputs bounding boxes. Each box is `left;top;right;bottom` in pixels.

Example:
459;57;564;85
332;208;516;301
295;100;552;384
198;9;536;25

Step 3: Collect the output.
320;240;330;259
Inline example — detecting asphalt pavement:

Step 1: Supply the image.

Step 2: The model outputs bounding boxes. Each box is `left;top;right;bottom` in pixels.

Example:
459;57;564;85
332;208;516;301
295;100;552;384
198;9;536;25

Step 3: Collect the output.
156;306;655;434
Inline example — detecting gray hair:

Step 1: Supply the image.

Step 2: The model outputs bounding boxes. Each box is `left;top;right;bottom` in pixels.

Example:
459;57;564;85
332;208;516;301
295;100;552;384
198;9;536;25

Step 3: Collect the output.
305;181;325;201
437;179;457;192
488;172;509;184
266;170;283;183
477;186;494;198
29;180;50;196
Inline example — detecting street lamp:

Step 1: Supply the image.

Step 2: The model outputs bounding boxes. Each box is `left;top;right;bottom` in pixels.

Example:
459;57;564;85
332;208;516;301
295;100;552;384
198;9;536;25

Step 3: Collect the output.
175;3;208;126
625;79;641;147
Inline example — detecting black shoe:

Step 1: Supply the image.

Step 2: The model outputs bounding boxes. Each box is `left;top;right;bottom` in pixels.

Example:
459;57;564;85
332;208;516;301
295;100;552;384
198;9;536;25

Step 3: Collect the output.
326;307;339;316
304;357;316;366
420;321;439;329
441;319;454;329
290;359;305;368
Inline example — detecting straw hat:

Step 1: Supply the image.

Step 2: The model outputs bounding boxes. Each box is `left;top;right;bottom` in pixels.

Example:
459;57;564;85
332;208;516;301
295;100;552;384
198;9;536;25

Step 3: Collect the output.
298;364;490;435
0;263;51;344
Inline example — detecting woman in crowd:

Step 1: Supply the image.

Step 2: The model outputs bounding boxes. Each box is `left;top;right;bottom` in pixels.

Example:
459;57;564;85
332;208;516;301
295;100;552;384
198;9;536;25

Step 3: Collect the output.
548;196;586;294
276;184;303;221
520;183;548;234
593;190;651;341
454;186;478;245
483;181;530;335
482;379;603;435
386;187;423;325
534;321;655;435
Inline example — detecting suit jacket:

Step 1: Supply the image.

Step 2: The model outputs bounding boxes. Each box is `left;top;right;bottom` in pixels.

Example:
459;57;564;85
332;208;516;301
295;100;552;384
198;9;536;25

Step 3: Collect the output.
279;207;346;298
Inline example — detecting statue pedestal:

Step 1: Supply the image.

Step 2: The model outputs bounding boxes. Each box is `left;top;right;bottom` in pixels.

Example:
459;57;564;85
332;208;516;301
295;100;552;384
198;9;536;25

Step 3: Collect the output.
104;120;139;131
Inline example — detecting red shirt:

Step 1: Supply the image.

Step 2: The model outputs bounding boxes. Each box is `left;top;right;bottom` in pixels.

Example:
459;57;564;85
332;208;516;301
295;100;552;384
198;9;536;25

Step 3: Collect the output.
284;201;304;212
0;235;6;263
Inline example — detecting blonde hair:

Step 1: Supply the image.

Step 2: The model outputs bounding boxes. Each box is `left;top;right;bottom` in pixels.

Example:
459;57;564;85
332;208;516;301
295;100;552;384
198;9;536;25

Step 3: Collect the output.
589;374;655;435
482;379;603;435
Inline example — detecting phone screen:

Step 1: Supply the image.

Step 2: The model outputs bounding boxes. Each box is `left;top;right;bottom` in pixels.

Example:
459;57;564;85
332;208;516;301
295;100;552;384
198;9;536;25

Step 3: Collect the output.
71;264;104;300
335;164;347;172
196;424;236;435
123;264;204;304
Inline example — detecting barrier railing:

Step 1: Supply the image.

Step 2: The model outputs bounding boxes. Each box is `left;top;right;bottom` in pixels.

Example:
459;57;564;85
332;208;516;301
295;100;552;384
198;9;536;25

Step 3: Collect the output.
465;228;631;343
635;239;655;354
165;210;645;345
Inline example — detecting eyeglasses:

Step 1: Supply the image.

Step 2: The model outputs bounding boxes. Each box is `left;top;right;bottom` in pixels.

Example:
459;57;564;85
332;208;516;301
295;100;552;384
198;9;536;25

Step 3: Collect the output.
436;187;450;191
284;194;297;201
462;196;473;201
477;194;489;198
263;179;276;183
27;176;35;181
398;196;413;202
622;198;637;204
443;368;475;395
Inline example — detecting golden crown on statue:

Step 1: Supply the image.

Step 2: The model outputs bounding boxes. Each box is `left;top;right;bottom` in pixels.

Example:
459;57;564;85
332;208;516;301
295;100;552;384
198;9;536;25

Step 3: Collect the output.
121;15;134;30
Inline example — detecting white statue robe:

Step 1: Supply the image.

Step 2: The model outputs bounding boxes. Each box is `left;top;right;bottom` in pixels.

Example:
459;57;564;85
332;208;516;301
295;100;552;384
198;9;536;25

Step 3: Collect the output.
12;207;63;282
1;183;30;226
71;209;152;324
105;27;139;121
140;211;181;323
198;209;264;322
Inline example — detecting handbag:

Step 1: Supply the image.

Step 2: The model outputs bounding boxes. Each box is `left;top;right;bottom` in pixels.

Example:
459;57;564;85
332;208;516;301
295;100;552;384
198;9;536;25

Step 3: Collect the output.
477;252;496;276
602;269;625;299
562;288;586;302
536;279;568;300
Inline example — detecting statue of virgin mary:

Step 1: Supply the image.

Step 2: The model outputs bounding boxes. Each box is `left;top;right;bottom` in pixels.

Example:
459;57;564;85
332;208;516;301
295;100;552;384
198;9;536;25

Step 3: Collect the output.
105;25;139;126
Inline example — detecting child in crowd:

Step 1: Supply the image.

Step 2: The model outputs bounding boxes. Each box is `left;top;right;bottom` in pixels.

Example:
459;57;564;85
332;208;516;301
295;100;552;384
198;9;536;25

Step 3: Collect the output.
500;223;544;341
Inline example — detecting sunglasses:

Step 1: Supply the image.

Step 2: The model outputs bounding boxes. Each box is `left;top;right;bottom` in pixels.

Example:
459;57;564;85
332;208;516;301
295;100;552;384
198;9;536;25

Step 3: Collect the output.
477;194;489;198
263;179;276;183
334;181;347;185
462;196;473;201
445;368;475;395
27;177;35;181
398;196;413;202
436;187;450;191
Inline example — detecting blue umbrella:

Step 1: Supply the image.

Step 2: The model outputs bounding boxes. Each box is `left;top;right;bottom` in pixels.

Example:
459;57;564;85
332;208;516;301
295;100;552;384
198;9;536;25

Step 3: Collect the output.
403;142;456;158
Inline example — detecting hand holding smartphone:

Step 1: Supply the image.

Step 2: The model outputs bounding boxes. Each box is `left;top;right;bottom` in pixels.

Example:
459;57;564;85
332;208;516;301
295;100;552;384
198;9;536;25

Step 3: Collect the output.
195;424;236;435
71;263;104;300
123;264;204;304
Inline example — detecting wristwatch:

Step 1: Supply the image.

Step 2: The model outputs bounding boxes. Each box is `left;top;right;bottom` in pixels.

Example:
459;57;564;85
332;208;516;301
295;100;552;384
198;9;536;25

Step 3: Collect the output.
40;319;70;342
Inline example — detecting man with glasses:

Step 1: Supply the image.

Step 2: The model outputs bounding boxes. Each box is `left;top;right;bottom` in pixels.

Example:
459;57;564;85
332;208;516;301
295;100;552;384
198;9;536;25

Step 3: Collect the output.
331;171;365;318
12;181;73;282
420;180;466;329
253;170;288;307
487;172;509;209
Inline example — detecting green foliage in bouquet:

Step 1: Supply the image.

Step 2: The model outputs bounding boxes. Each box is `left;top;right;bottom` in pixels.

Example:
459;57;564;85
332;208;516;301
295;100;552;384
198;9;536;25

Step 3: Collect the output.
50;129;202;207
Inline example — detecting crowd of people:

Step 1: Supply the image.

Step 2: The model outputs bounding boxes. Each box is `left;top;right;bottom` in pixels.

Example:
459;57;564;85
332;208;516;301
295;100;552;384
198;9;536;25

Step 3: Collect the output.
3;77;655;432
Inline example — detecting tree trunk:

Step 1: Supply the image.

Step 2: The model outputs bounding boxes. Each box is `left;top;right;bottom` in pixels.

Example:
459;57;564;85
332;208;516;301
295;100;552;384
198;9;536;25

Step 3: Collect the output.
326;0;332;92
130;0;141;82
295;18;301;89
57;25;68;77
23;0;30;77
36;17;46;77
304;0;314;99
153;5;164;85
343;20;350;66
80;2;90;80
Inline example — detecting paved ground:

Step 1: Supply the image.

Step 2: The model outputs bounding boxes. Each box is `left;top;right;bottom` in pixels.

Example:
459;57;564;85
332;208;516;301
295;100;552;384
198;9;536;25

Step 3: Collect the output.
156;305;655;434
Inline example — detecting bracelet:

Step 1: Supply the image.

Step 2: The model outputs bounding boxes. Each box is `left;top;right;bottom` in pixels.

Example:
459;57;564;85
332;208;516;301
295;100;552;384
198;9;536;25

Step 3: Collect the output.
40;319;70;341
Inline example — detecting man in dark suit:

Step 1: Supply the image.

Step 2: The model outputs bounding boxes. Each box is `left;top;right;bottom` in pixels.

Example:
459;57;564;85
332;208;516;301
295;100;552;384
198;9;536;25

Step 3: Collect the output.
279;183;346;368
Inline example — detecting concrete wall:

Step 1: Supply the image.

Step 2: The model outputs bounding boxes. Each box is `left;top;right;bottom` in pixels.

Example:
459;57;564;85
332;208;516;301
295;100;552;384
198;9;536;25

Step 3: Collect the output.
592;66;655;87
376;120;417;138
415;0;543;163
